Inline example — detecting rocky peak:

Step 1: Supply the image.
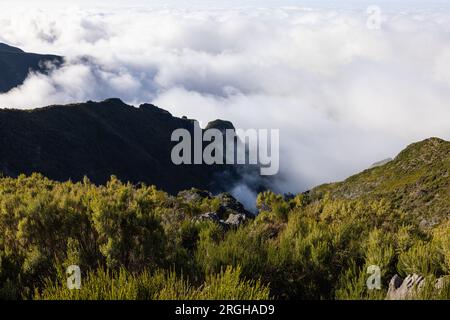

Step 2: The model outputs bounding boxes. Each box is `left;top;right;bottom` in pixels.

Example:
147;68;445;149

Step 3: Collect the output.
205;119;235;133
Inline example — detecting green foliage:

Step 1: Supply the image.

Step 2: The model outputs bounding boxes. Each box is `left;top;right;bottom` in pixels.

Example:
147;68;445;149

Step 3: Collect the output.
194;266;270;300
310;138;450;226
34;266;269;300
257;191;289;222
195;223;267;278
0;165;448;300
91;177;166;271
414;275;450;300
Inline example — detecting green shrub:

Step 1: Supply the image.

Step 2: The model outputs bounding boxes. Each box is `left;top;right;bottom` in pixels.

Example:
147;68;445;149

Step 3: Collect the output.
34;266;270;300
0;174;447;300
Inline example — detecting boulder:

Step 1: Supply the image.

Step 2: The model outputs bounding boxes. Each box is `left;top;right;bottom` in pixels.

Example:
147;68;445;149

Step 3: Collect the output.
178;189;212;203
194;212;220;223
386;274;424;300
192;212;229;229
225;213;247;227
386;274;448;300
216;193;253;219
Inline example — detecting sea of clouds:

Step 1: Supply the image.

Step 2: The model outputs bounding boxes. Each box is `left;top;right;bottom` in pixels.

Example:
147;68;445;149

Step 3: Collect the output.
1;1;450;202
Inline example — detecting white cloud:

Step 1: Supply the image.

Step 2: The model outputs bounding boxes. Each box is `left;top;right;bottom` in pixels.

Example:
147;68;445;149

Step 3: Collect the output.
0;5;449;195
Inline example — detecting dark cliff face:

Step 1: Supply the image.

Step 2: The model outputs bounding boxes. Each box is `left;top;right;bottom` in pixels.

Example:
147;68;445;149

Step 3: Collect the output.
0;98;260;194
0;43;62;93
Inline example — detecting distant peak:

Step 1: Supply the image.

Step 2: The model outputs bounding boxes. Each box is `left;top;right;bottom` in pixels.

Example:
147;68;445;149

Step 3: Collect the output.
101;98;127;105
418;137;446;145
395;137;449;164
139;103;158;109
205;119;235;132
399;137;447;154
139;103;172;116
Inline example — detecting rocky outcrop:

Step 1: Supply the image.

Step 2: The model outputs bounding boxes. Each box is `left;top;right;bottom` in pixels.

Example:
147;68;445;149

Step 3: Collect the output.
192;212;227;227
180;189;253;216
184;189;253;228
192;211;248;229
216;192;253;219
225;213;247;227
178;189;213;203
386;274;424;300
204;119;235;134
386;274;448;300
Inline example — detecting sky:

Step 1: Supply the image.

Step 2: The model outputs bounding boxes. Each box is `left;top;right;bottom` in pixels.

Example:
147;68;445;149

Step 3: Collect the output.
3;0;450;7
0;0;449;201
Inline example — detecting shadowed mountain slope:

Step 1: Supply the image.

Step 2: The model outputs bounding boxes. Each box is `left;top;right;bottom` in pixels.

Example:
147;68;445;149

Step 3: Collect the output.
0;43;62;93
0;98;257;194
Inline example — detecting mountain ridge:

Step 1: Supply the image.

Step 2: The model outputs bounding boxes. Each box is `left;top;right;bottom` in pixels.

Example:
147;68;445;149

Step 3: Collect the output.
0;42;62;93
0;98;261;195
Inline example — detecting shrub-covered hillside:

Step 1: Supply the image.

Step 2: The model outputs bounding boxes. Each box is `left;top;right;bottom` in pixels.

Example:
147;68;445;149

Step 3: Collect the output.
309;137;449;228
0;138;448;300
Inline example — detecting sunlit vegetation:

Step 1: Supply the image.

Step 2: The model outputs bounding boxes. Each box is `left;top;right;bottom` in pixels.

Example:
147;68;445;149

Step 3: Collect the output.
0;171;447;300
0;138;449;300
